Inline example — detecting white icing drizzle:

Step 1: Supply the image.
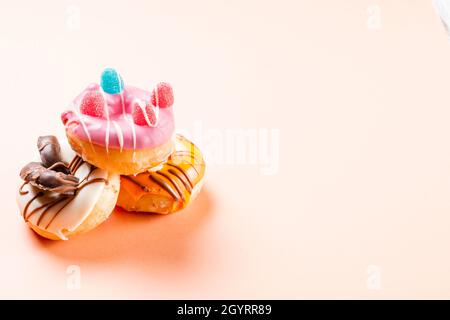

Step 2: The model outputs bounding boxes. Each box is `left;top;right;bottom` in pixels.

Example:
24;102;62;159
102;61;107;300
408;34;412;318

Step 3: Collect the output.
119;91;134;156
66;102;97;155
100;90;110;154
154;83;159;108
133;98;159;127
112;120;124;152
69;103;93;145
152;83;160;126
127;115;137;161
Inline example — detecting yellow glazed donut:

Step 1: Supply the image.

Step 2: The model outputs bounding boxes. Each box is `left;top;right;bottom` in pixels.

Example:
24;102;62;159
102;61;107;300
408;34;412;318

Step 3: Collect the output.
117;134;205;214
16;136;120;240
61;69;176;175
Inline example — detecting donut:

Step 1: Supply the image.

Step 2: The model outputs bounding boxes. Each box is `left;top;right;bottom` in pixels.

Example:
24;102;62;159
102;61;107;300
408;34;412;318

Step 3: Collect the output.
16;136;120;240
61;68;175;175
117;134;205;214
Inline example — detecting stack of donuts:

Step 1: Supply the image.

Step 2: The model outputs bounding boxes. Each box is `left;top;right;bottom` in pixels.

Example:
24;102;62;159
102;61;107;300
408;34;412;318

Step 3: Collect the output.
16;68;205;240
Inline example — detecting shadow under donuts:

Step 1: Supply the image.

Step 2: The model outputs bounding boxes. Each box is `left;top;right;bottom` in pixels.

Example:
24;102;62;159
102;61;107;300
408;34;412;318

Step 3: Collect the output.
28;186;215;271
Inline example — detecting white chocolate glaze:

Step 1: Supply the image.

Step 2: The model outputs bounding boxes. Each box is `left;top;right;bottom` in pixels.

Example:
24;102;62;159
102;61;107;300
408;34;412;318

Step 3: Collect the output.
16;141;110;240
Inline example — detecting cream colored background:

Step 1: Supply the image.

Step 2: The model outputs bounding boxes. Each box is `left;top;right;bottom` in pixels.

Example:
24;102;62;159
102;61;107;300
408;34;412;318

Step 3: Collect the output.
1;0;450;299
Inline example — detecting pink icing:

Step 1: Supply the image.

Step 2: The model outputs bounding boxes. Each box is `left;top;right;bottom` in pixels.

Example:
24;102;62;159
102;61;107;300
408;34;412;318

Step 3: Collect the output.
62;84;175;150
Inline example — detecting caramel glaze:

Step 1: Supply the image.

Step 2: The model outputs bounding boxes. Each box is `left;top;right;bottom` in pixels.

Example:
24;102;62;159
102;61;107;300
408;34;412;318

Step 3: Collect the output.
120;135;205;210
20;156;108;230
122;176;150;192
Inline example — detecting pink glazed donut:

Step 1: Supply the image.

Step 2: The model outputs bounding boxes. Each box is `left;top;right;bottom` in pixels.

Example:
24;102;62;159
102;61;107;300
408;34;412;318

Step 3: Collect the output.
61;69;176;175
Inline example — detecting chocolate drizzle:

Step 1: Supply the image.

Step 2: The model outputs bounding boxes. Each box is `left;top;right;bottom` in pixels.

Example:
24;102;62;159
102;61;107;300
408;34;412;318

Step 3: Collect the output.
21;164;108;229
170;153;200;176
166;164;193;191
23;192;44;220
123;165;194;203
156;171;186;202
44;198;73;229
149;173;181;201
36;197;68;226
19;181;29;195
26;197;62;220
47;161;70;172
68;155;84;174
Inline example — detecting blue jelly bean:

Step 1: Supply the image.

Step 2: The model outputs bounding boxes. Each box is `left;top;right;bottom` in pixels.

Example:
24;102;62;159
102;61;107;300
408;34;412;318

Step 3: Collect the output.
100;68;124;94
